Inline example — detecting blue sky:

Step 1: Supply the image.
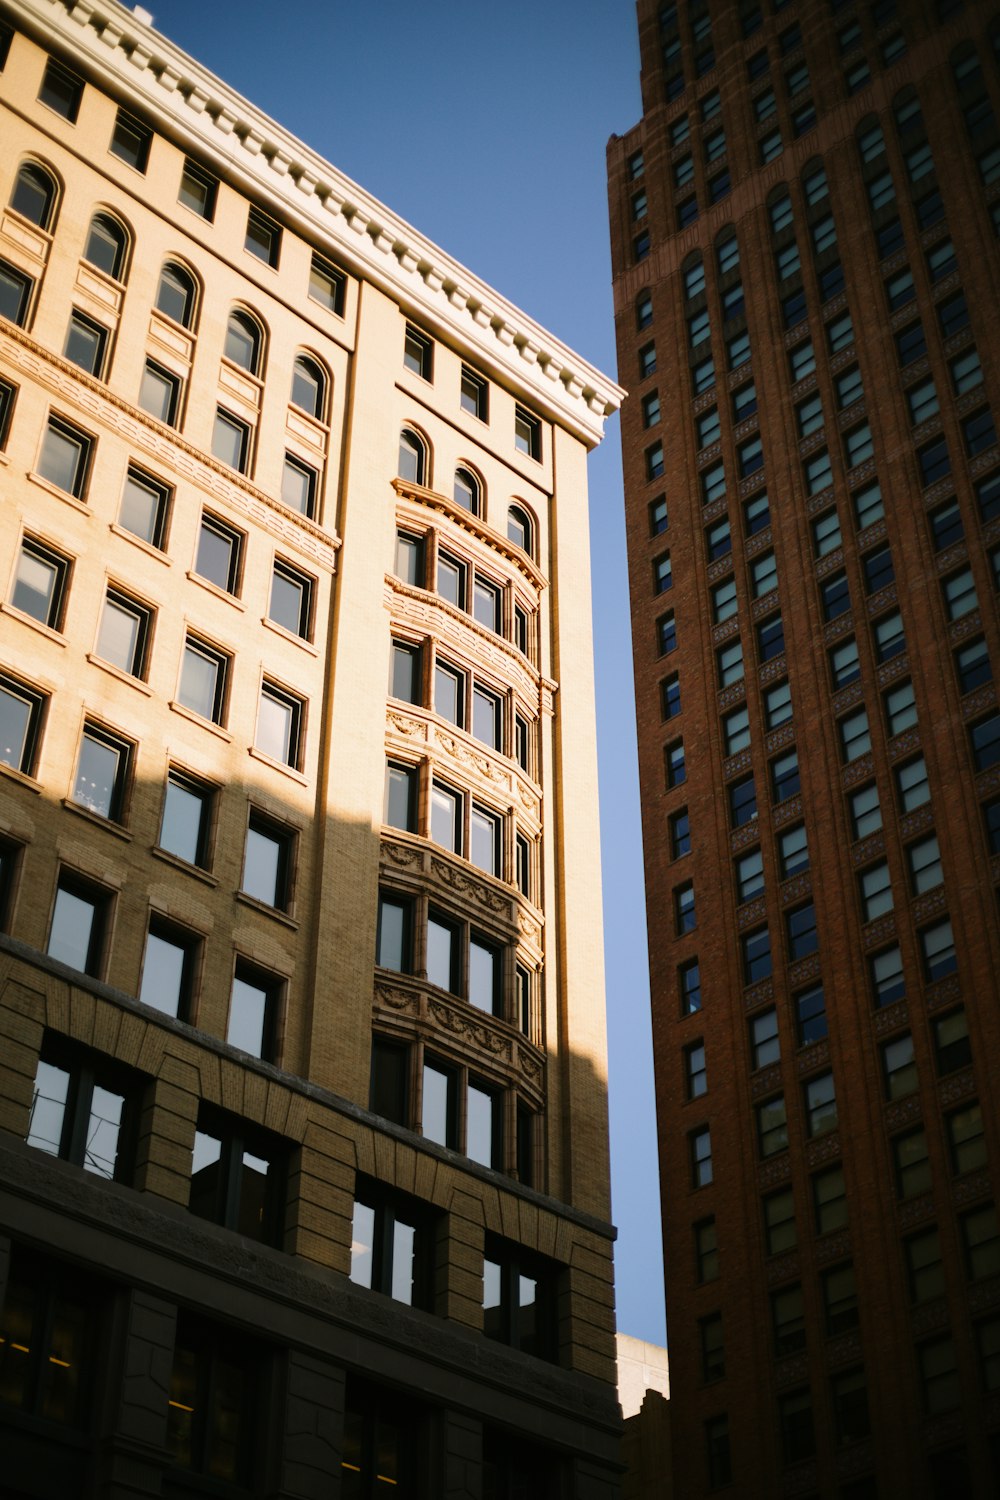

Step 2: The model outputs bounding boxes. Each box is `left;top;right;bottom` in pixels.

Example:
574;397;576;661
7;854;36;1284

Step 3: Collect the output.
146;0;664;1344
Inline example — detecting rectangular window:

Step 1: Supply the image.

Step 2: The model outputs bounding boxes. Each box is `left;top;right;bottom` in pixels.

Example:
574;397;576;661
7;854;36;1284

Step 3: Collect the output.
178;636;229;724
894;1128;930;1199
308;253;346;316
813;1165;847;1234
850;783;882;840
281;453;318;518
242;811;294;910
859;860;893;920
743;927;771;983
691;1126;713;1187
896;756;929;813
195;514;243;595
47;870;111;977
460;365;488;421
72;721;131;822
786;902;818;959
27;1033;144;1187
178;158;217;219
138;915;199;1020
377;894;412;973
764;680;792;730
159;769;213;868
38;415;92;498
871;945;905;1007
882;1033;917;1099
757;1094;788;1159
227;959;281;1060
403;324;433;381
779;823;809;877
680;958;701;1014
717;640;744;687
350;1179;432;1308
884;679;917;736
269;559;313;640
256;681;304;769
804;1071;837;1137
119;466;169;547
189;1111;286;1248
63;310;108;378
824;1263;859;1334
245;207;281;267
772;1284;805;1355
514;405;541;460
658;611;678;654
723;705;749;755
212;408;251;474
764;1189;796;1256
805;449;832;496
38;57;83;121
935;1009;971;1076
96;587;152;678
138;360;181;426
796;983;827;1045
11;536;70;629
696;1218;719;1281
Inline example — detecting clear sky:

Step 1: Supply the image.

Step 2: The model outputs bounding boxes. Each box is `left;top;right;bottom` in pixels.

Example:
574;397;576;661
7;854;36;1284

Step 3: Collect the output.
145;0;665;1345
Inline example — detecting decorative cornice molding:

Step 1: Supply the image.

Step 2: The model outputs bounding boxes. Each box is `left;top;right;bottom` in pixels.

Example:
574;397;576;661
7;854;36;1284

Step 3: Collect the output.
11;0;623;446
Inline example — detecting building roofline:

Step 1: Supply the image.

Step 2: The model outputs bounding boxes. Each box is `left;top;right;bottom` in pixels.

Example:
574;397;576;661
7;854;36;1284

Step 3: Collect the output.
9;0;624;447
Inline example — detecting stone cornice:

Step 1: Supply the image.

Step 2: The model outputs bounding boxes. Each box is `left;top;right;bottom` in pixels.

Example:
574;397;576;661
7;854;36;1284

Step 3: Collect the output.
8;0;624;447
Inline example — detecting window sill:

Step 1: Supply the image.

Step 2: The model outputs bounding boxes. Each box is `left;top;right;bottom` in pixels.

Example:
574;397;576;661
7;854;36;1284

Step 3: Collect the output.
86;653;153;694
247;745;308;785
27;470;90;514
261;615;318;655
169;700;232;741
0;600;67;644
109;522;171;564
61;797;133;841
151;845;219;886
0;760;42;795
235;890;299;930
186;570;245;610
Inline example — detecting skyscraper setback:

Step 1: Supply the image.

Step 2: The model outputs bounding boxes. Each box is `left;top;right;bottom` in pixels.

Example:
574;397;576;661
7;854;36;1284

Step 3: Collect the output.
609;1;1000;1495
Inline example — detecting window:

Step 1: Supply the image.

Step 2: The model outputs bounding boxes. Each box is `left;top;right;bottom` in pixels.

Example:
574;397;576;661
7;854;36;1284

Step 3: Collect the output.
81;209;128;277
223;310;263;374
243;205;281;267
840;709;871;764
667;740;687;788
765;680;792;730
696;1218;719;1281
907;378;939;428
0;377;14;448
155;262;196;328
227;959;281;1060
746;494;771;536
970;712;1000;771
723;705;749;755
757;1095;788;1158
119;466;169;547
824;1263;859;1334
896;756;929;813
827;310;854;353
985;798;1000;855
859;861;892;921
942;568;978;622
291;355;326;421
894;1128;931;1199
376;893;412;973
242;811;294;910
772;1284;805;1355
473;806;502;879
919;1339;960;1415
308;252;345;315
675;153;695;186
95;587;152;679
27;1034;144;1181
680;958;701;1015
738;435;763;477
195;514;242;594
921;918;957;981
831;637;861;688
805;1071;837;1137
795;982;826;1046
779;824;809;879
403;324;433;380
736;848;763;902
727;330;751;369
670;807;691;858
0;1253;98;1426
760;129;783;164
109;107;151;170
483;1239;556;1359
640;341;657;378
178;636;229;724
628;149;644;179
47;870;110;977
935;1009;971;1076
844;423;873;468
38;57;82;121
635;226;652;258
789;340;815;381
178;158;217;219
675;882;696;934
256;681;304;769
717;640;743;688
749;1007;779;1071
159;769;213;868
870;944;904;1007
11;537;69;629
514;405;541;461
812;1164;847;1235
686;1041;707;1100
658;612;678;656
269;559;313;640
213;405;255;474
882;1033;917;1100
805;449;833;497
72;721;131;821
351;1179;433;1308
138;360;180;426
692;354;715;393
9;162;57;231
189;1108;286;1246
797;392;824;438
850;783;882;840
872;610;905;663
908;834;942;895
37;415;91;498
280;453;318;518
642;391;661;429
138;916;199;1020
884;679;917;736
771;750;799;803
730;776;757;830
706;1415;731;1489
757;614;784;662
949;1102;985;1174
963;1205;1000;1282
743;927;771;984
632;189;648;221
787;903;818;960
691;1126;713;1187
963;408;998;456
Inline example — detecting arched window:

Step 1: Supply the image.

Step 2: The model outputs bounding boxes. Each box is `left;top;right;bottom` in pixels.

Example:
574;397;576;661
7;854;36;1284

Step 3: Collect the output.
453;466;481;514
290;355;326;419
398;428;426;486
156;261;197;329
9;162;57;231
507;504;533;556
83;213;128;281
224;310;263;375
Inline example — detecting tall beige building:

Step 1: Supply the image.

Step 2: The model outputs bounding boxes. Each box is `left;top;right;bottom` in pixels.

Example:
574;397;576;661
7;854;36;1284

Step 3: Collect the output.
0;2;624;1495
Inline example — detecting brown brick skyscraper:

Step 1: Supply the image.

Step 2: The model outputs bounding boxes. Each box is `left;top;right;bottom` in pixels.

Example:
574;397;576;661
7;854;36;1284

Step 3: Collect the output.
609;1;1000;1495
